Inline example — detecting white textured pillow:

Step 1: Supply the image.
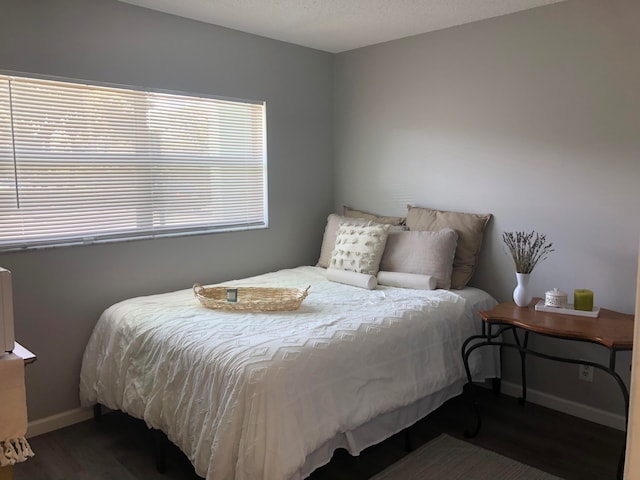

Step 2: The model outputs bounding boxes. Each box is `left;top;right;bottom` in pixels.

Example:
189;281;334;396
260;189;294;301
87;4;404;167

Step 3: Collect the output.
329;222;390;275
380;229;458;289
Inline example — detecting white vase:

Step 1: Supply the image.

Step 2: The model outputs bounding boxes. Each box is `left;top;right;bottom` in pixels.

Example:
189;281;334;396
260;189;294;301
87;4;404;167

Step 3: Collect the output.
513;273;532;307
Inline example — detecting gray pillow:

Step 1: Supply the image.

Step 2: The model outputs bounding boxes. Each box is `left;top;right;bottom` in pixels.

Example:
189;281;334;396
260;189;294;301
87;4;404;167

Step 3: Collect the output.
380;229;458;289
406;206;491;289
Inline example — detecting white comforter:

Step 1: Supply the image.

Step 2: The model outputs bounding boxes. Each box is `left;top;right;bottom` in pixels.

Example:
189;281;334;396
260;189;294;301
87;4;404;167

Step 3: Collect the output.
79;266;494;480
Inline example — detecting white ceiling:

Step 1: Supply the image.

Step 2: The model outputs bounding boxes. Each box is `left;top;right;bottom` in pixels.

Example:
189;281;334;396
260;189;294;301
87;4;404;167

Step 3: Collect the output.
118;0;567;53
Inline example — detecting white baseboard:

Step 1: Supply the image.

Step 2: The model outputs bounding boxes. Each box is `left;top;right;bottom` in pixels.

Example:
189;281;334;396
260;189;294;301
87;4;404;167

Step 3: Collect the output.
501;381;626;431
26;406;111;438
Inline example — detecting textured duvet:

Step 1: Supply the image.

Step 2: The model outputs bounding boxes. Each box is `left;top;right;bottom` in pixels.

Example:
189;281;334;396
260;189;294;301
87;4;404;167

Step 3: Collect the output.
79;266;494;480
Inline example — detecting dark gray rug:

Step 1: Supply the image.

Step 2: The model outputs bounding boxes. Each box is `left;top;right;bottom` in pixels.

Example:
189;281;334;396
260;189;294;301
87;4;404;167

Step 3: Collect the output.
370;434;563;480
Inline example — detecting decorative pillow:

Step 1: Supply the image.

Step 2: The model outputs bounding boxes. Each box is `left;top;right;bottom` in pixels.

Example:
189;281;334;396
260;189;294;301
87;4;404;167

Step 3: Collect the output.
406;206;492;289
343;206;405;227
377;271;437;290
380;229;458;289
329;222;390;275
317;214;371;268
326;268;377;290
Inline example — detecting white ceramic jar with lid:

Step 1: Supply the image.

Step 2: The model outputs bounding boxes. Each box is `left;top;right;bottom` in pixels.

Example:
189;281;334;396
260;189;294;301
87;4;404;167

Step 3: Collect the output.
545;288;568;308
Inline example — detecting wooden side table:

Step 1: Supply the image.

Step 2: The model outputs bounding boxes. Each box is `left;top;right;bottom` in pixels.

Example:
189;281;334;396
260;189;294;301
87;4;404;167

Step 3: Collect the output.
461;298;634;480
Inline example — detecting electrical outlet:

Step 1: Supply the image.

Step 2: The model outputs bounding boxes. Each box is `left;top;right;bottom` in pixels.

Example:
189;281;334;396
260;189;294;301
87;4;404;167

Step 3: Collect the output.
578;363;594;382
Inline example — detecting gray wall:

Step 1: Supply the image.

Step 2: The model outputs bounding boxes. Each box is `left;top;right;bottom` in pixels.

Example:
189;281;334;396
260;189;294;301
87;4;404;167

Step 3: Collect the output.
0;0;334;420
334;0;639;420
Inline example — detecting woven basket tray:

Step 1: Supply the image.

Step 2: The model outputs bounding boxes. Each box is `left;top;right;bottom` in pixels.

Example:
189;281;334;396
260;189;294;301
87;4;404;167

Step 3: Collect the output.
193;284;310;312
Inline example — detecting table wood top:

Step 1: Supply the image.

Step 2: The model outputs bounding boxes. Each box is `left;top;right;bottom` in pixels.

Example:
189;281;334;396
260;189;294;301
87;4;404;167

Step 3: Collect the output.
479;298;635;349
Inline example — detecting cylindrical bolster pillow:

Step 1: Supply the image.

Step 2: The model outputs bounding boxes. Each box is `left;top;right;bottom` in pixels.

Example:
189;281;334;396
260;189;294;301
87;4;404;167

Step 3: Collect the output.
326;268;378;290
377;271;437;290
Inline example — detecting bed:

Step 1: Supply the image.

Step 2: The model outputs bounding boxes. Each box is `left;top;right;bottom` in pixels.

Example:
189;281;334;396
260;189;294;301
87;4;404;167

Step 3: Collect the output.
79;265;498;480
80;204;497;479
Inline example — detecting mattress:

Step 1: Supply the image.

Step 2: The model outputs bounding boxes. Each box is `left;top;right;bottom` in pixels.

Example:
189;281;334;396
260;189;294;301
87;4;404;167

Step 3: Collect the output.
79;266;498;480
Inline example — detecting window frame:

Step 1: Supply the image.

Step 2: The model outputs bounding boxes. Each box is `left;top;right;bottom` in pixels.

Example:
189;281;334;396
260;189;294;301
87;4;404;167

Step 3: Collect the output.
0;71;269;252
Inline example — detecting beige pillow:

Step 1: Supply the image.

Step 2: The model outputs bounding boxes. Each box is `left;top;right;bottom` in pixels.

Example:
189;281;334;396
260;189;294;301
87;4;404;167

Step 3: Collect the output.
380;229;458;289
406;206;491;289
329;222;389;275
317;214;371;268
343;206;405;227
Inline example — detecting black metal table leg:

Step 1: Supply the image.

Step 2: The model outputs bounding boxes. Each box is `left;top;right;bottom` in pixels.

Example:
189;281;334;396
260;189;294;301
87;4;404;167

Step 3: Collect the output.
461;334;484;438
512;329;529;405
461;327;507;438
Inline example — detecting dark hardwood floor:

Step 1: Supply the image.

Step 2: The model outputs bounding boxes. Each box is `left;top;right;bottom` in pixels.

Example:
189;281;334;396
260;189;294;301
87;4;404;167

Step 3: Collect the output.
15;388;624;480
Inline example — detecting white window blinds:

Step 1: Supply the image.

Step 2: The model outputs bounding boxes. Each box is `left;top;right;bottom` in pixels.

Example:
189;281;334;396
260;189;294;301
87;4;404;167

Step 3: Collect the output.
0;74;267;251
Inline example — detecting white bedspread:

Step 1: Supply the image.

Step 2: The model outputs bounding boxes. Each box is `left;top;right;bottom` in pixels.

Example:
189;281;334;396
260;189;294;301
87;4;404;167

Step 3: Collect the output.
79;266;495;480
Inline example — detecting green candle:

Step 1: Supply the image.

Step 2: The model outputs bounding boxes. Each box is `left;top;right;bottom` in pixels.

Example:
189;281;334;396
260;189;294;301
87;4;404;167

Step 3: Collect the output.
574;289;594;311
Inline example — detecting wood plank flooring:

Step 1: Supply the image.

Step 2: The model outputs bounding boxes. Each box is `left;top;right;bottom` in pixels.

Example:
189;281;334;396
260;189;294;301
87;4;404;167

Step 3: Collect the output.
14;388;624;480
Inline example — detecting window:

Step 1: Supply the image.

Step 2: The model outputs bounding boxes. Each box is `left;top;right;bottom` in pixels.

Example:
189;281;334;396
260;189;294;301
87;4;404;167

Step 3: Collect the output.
0;73;267;251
